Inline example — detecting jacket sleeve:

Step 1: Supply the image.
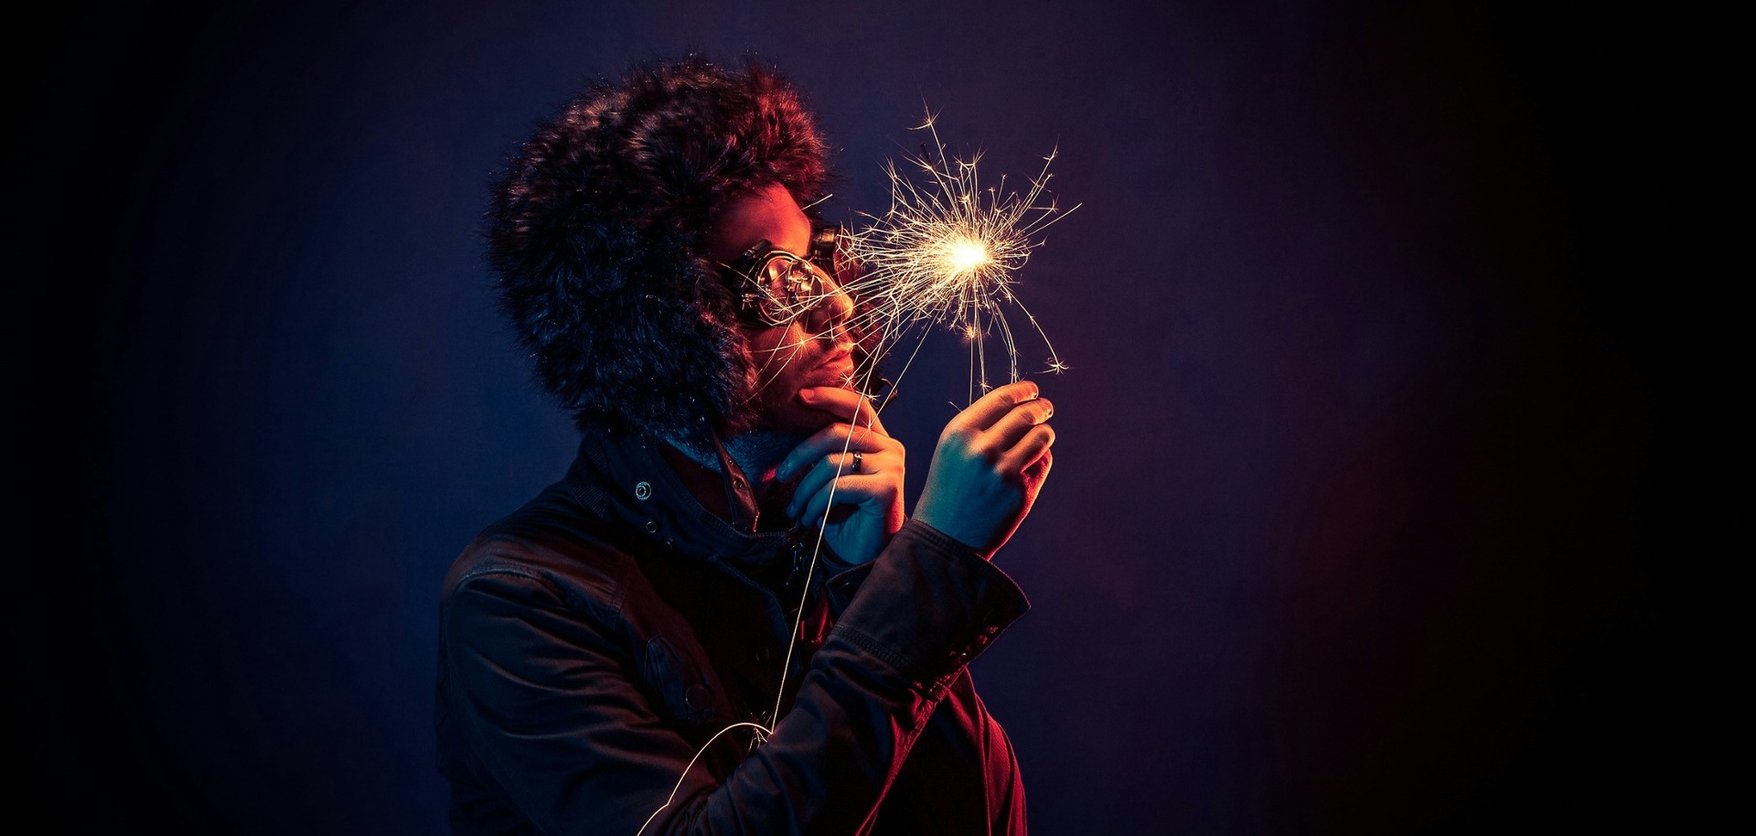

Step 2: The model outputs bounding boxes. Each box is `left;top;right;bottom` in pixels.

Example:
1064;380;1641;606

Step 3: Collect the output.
866;668;1029;834
441;518;1030;835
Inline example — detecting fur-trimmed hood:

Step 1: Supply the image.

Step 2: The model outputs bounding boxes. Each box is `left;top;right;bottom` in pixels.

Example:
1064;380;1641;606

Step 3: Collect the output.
487;56;829;439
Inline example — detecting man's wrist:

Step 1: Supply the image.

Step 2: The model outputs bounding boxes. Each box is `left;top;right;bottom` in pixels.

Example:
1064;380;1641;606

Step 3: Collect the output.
826;518;1029;684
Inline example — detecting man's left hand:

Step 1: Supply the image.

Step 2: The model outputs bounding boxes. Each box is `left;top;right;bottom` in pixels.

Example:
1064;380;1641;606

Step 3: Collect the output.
774;386;905;564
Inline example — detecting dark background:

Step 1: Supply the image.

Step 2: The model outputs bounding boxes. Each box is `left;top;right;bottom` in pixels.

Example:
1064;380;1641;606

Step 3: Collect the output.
17;1;1695;832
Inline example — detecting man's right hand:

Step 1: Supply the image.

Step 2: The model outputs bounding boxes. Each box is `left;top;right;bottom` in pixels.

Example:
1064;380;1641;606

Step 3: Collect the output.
913;381;1057;559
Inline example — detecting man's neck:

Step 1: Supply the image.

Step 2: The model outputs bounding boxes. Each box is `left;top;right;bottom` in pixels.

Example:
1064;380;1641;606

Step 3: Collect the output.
665;429;797;481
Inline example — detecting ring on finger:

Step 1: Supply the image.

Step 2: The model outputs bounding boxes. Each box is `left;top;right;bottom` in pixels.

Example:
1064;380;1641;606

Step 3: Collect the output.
850;451;863;474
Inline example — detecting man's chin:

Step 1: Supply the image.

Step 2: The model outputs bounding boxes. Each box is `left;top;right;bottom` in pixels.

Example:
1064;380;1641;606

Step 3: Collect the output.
737;376;856;437
769;385;848;435
770;403;836;436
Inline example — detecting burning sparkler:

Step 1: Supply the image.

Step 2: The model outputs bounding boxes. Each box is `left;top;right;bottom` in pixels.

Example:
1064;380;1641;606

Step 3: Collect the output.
839;109;1078;403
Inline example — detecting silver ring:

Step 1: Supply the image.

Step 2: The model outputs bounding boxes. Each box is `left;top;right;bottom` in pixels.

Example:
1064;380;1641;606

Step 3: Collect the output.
850;451;863;473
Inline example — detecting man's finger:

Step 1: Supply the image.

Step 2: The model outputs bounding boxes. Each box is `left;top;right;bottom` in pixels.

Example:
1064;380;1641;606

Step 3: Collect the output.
796;473;888;526
985;397;1054;449
799;386;886;435
788;448;896;517
776;423;890;481
788;452;852;518
953;381;1040;434
1000;423;1056;474
1021;447;1053;490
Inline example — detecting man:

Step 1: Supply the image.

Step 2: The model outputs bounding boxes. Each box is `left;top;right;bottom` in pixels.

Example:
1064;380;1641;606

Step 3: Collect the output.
436;57;1057;834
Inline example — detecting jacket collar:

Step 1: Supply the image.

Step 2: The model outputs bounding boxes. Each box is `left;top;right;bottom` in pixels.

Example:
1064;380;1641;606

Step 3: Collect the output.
565;427;799;570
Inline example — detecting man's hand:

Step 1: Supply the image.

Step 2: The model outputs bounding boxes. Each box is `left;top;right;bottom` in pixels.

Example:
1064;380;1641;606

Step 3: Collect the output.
913;381;1056;559
775;386;906;564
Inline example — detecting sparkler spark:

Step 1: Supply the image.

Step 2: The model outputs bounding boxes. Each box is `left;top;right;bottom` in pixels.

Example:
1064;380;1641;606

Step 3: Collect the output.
837;110;1078;403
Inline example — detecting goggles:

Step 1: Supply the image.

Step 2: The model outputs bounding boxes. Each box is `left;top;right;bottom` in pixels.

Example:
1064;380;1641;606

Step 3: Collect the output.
721;225;850;327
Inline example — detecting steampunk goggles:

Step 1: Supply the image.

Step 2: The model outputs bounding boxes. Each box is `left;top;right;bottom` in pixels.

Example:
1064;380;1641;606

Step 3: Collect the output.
721;225;850;328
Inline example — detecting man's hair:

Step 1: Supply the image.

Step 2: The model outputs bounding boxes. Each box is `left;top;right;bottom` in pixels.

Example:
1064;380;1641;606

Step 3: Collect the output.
488;56;829;437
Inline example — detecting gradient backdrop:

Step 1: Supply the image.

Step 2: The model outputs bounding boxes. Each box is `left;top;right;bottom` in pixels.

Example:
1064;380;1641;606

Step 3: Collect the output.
19;1;1687;832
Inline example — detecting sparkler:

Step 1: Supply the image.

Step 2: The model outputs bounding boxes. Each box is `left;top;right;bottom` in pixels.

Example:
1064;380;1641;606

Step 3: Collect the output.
839;109;1078;403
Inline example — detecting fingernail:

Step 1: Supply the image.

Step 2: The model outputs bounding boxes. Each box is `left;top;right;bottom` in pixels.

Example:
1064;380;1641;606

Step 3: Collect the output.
799;389;817;402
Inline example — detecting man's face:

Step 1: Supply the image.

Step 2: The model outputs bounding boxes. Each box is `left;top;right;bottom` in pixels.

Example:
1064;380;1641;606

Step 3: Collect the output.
707;183;858;435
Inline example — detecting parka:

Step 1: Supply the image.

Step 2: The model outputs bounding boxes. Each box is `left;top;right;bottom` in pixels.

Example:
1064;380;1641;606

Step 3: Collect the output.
436;426;1032;834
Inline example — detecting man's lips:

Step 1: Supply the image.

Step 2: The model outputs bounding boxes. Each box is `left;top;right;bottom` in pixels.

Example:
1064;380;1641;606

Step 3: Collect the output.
812;349;856;381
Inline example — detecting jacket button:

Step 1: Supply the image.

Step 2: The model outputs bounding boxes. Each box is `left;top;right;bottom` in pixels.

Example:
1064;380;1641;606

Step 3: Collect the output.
755;647;773;663
685;685;710;711
634;481;652;500
644;520;659;534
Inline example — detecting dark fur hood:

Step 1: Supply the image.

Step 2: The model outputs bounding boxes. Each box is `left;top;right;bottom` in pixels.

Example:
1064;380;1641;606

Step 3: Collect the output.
487;57;828;439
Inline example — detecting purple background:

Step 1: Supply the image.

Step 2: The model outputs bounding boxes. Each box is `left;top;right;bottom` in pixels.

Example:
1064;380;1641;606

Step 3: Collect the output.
19;1;1692;832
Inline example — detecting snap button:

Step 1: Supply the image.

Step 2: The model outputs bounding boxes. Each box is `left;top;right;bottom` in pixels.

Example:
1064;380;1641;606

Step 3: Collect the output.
634;481;652;501
685;684;710;711
755;647;773;663
644;520;659;534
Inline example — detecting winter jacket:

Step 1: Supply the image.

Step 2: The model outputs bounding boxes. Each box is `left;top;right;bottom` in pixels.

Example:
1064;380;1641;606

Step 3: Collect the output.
436;427;1031;834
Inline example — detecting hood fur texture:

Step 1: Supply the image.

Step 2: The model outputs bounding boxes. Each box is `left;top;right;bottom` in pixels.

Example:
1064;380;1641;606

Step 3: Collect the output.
487;56;829;438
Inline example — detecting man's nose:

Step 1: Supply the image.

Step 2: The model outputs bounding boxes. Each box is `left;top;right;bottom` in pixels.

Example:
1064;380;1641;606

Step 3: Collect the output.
805;273;856;338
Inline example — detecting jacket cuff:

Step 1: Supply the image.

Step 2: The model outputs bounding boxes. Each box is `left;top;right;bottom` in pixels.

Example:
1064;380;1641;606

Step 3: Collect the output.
825;518;1030;689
